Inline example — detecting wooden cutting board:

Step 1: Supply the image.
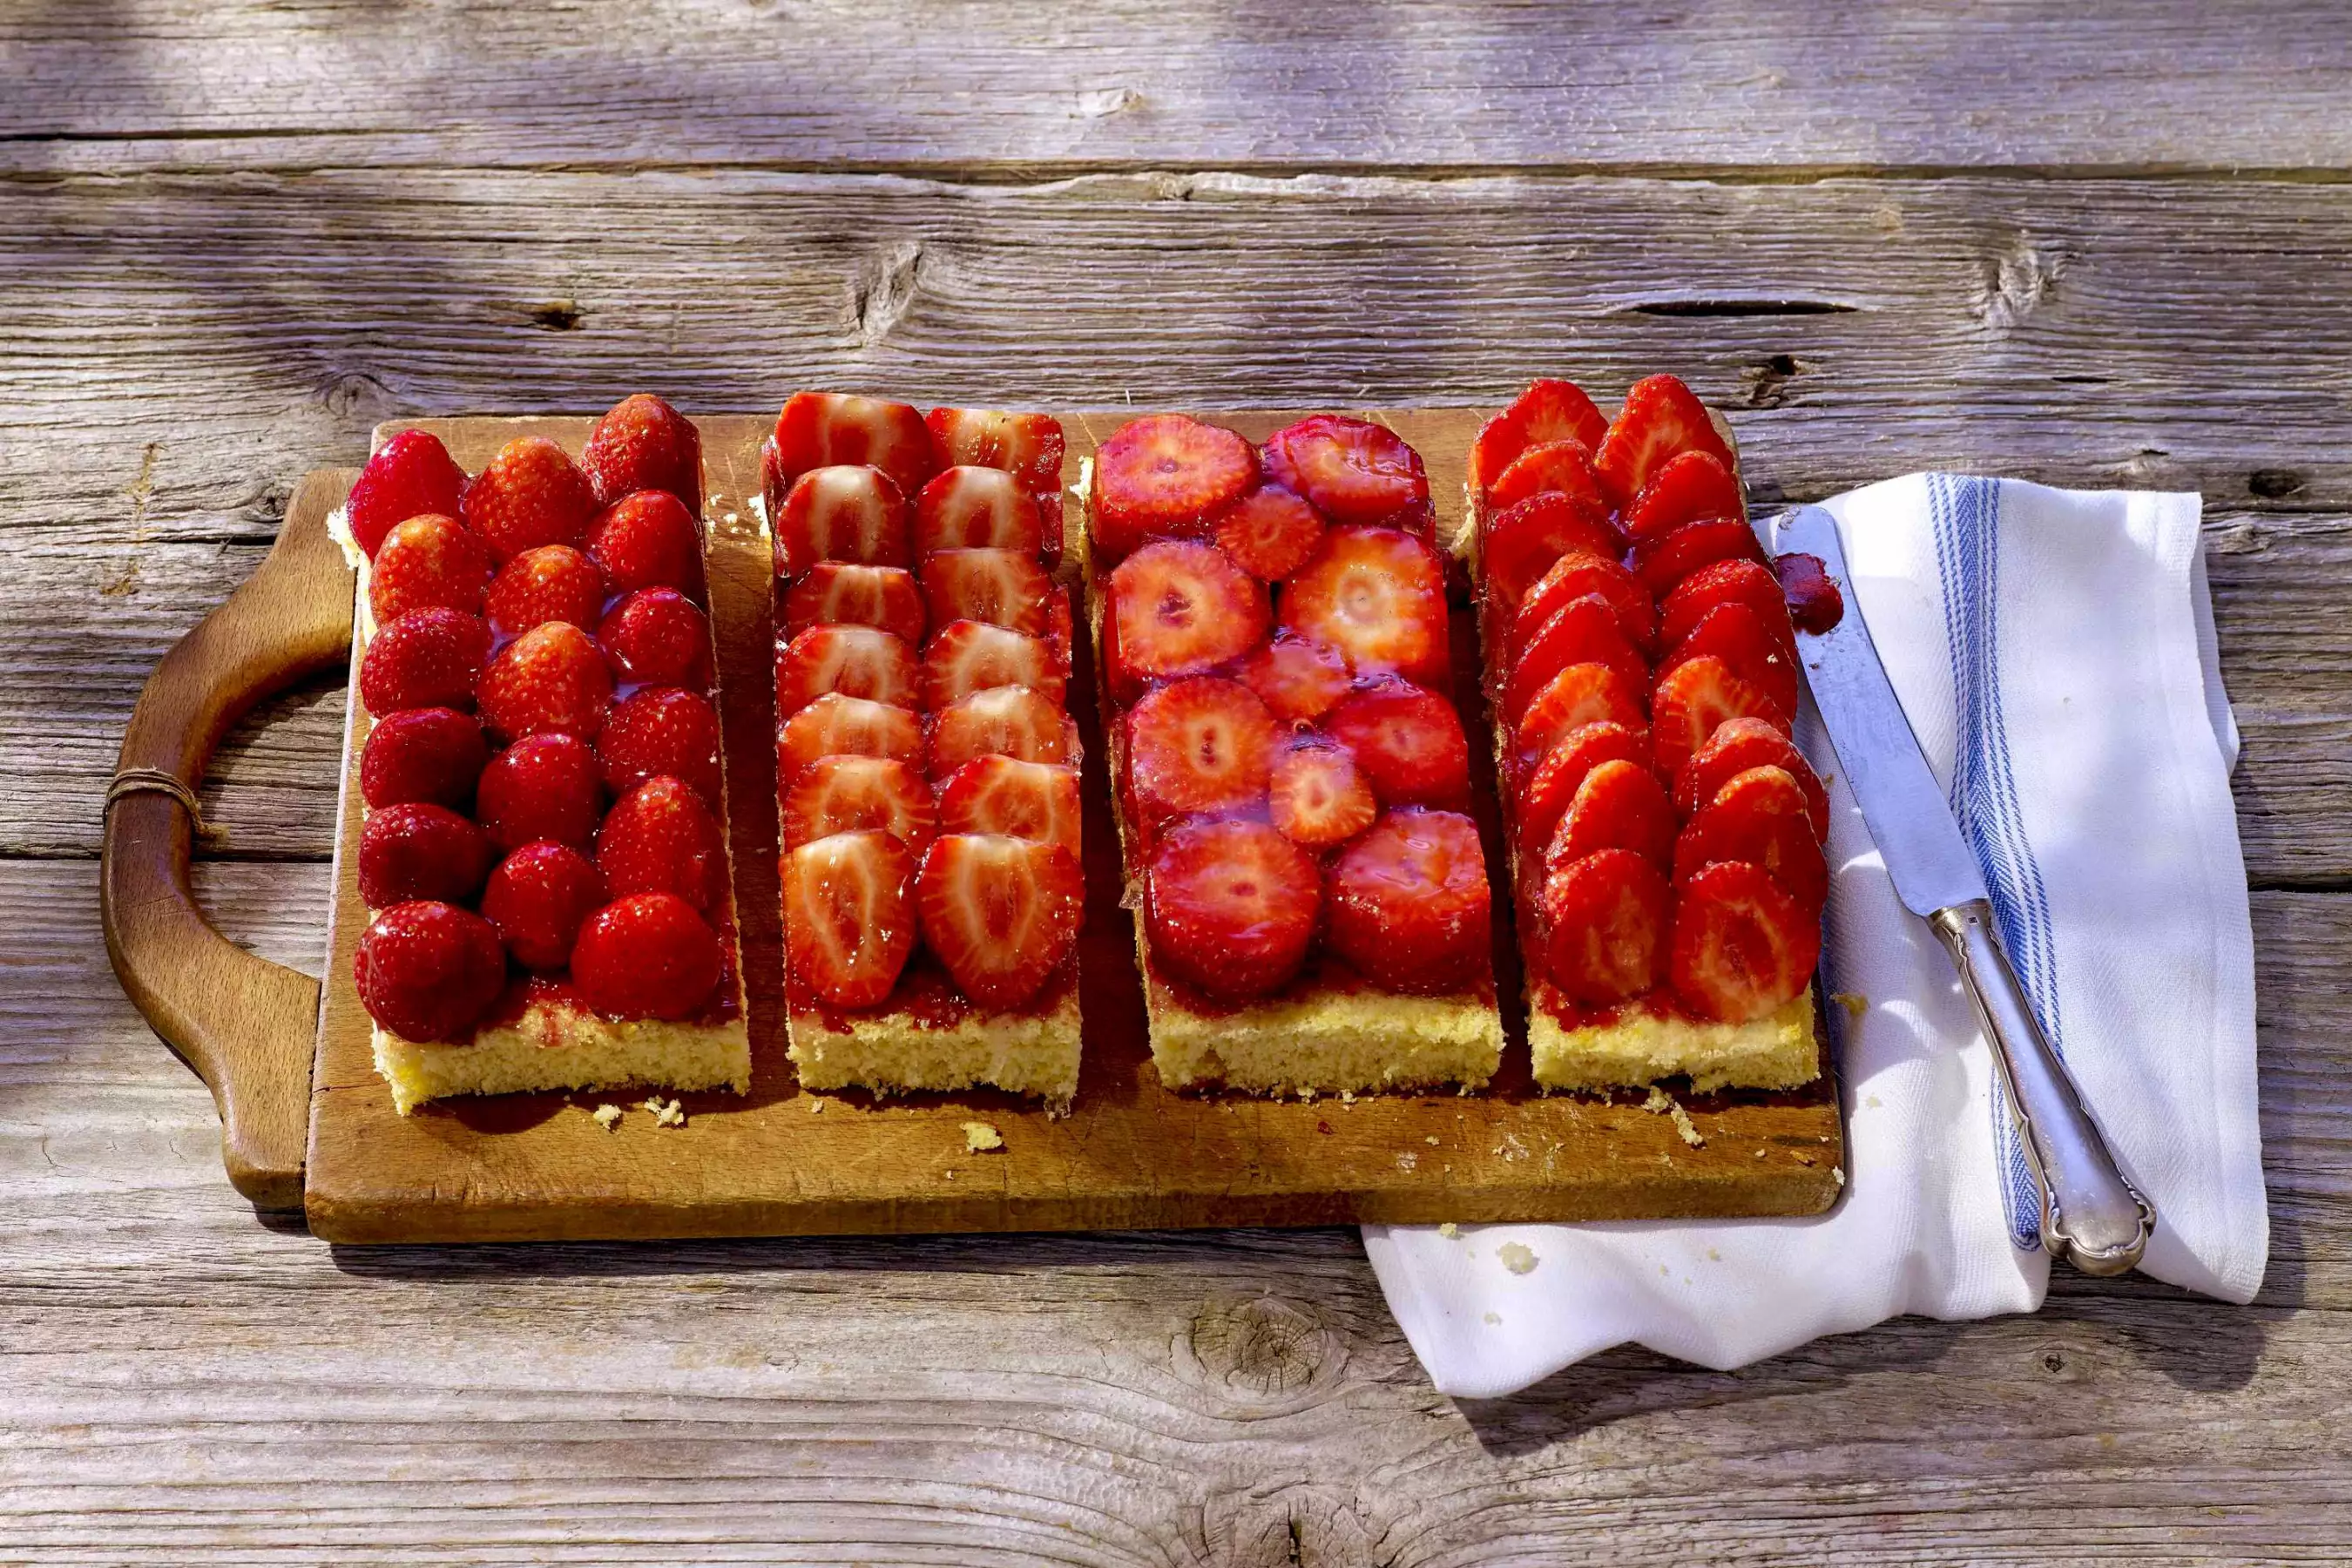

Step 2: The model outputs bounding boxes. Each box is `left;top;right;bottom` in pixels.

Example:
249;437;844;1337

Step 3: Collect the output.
301;410;1844;1243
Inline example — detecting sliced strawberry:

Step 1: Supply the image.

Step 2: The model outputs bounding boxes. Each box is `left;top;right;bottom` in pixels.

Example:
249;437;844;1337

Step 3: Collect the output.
486;544;606;636
1510;661;1646;773
1538;848;1671;1005
597;774;726;912
920;620;1066;710
1675;716;1831;841
1511;549;1658;659
1512;720;1651;861
1775;551;1845;635
925;408;1065;498
586;490;706;602
1277;525;1450;689
463;436;598;562
784;829;917;1009
917;549;1052;636
1260;416;1431;536
1482;492;1626;611
348;430;470;561
772;392;939;497
360;608;490;717
780;693;924;786
1325;808;1491;994
1499;592;1651;727
1089;415;1257;560
776;465;912;578
475;733;603;853
1146;817;1320;1000
1658;599;1799;719
936;756;1081;857
916;833;1085;1008
572;892;724;1021
1632;517;1767;597
1592;374;1736;509
928;686;1075;778
1660;557;1789;647
582;394;701;512
1468;380;1609;497
1124;676;1277;824
481;842;605;971
598;588;714;690
1267;739;1378;848
1546;757;1676;869
776;625;919;716
1673;764;1828;910
369;513;490;625
360;706;488;811
354;900;506;1042
782;562;926;645
1233;633;1352;725
1670;860;1820;1023
1323;679;1471;808
1212;484;1327;581
1622;449;1744;541
1487;439;1607;517
1105;539;1270;705
782;754;937;855
598;686;723;805
1651;653;1785;777
914;466;1047;561
358;801;492;909
477;620;613;744
1042;585;1077;667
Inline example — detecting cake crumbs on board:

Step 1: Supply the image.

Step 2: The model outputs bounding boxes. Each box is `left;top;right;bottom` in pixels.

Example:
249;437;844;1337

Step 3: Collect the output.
591;1103;623;1132
641;1097;686;1128
1642;1085;1705;1147
962;1120;1004;1153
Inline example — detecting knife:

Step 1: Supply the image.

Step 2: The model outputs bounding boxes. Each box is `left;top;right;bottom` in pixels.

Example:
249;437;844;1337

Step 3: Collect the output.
1771;504;2155;1275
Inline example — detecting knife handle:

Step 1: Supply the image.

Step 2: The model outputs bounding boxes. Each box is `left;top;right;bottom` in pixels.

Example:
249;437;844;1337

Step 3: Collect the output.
1929;900;2155;1275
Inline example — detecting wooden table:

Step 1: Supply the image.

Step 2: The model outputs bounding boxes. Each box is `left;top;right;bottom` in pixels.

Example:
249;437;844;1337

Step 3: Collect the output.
6;3;2349;1559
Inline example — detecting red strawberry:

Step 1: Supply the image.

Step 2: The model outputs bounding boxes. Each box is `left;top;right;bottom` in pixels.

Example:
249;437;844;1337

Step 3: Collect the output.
1105;539;1270;705
1511;661;1646;772
1511;550;1658;661
354;900;507;1042
1486;439;1607;516
360;608;490;716
1324;680;1471;808
1652;653;1785;777
475;732;604;852
1546;757;1676;869
1267;739;1378;848
598;686;723;805
1513;720;1652;860
1538;848;1671;1005
360;706;487;810
1775;551;1845;635
572;892;724;1021
1233;633;1352;725
782;755;937;855
1500;593;1651;727
1482;492;1625;611
1212;483;1326;581
597;775;727;912
920;620;1065;710
486;544;606;636
776;625;919;716
369;513;490;625
784;829;917;1009
463;436;598;562
1469;380;1609;497
1260;416;1431;537
478;620;613;743
1660;557;1789;648
1632;517;1768;598
780;693;924;786
783;562;927;645
597;588;713;690
916;834;1085;1008
1658;600;1800;719
1125;677;1277;824
914;467;1047;561
925;408;1066;497
348;431;470;561
582;394;701;512
1090;415;1256;560
776;465;911;578
773;392;939;497
1673;764;1828;910
1676;716;1829;839
1671;860;1820;1022
1146;817;1320;1000
927;686;1075;778
1592;374;1737;508
358;801;492;909
1623;449;1744;541
1325;808;1490;994
936;756;1080;857
917;549;1053;636
586;490;706;601
1278;526;1450;689
481;842;605;971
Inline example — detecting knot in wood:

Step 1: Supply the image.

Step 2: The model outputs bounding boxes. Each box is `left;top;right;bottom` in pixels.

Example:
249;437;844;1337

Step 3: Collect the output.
1182;1294;1342;1404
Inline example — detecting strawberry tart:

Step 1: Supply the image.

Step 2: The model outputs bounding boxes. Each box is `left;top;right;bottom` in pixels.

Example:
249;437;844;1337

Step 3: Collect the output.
1467;375;1830;1093
762;395;1085;1108
337;395;751;1114
1082;413;1504;1096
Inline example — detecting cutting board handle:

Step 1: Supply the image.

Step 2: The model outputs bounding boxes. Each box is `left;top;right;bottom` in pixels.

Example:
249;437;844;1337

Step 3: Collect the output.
101;471;358;1209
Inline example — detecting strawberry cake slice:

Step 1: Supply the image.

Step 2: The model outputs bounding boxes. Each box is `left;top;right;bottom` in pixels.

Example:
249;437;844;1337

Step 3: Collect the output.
1468;375;1832;1093
763;394;1085;1108
336;395;751;1114
1083;413;1503;1096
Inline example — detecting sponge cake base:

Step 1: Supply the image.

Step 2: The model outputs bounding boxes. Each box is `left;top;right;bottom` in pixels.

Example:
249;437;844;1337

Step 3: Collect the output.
784;963;1084;1111
373;1004;751;1117
1529;984;1820;1094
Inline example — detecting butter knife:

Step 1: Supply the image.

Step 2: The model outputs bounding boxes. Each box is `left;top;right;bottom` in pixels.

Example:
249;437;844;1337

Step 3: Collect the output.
1772;504;2155;1275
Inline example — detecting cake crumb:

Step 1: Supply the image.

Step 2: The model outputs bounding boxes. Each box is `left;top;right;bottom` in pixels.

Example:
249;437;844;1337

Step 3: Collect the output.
1424;1135;1440;1146
1707;1247;1722;1261
1834;1167;1847;1186
1755;1147;1768;1159
640;1097;686;1128
808;1098;827;1114
591;1103;623;1132
1439;1222;1461;1239
1497;1241;1538;1275
1483;1311;1502;1325
1865;1094;1883;1110
1794;1151;1817;1166
1643;1086;1705;1147
962;1120;1004;1153
1395;1152;1418;1172
1491;1132;1531;1163
1832;991;1869;1021
1339;1090;1356;1105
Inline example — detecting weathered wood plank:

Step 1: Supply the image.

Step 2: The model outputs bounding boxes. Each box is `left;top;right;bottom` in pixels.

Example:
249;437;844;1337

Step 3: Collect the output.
7;0;2352;176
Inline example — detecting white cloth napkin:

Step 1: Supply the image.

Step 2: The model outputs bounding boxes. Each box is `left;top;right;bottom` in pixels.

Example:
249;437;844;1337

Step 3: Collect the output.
1365;475;2265;1400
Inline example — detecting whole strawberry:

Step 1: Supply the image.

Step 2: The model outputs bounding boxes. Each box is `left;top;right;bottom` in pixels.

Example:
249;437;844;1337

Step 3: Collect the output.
585;490;705;600
354;900;508;1042
596;774;725;911
481;841;605;970
597;686;722;804
358;801;493;909
571;892;723;1020
477;621;613;743
582;394;702;512
359;706;487;810
347;430;468;561
463;436;597;561
359;608;490;716
369;513;490;624
486;544;606;636
475;732;604;851
597;588;713;689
